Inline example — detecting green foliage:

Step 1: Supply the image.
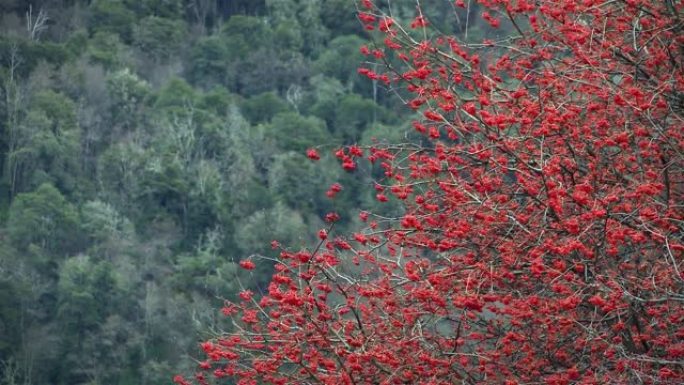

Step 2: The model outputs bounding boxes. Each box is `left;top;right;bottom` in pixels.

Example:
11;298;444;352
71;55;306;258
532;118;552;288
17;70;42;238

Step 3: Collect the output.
7;183;82;255
267;0;328;55
320;0;365;36
199;87;236;117
186;35;229;88
0;37;70;77
81;200;135;246
96;141;147;213
221;0;268;17
361;120;420;147
214;110;272;216
221;17;273;78
333;93;382;142
87;31;126;69
0;279;21;359
133;16;186;62
233;49;310;96
88;0;137;43
106;68;150;131
272;20;304;52
153;77;196;111
268;151;322;211
265;112;329;152
240;92;290;124
64;30;89;59
127;0;184;19
217;15;312;95
138;152;191;221
172;228;239;298
267;152;354;224
266;0;298;21
234;202;307;258
314;35;365;86
303;75;346;126
57;255;116;333
141;360;176;385
7;90;81;196
221;15;272;54
56;254;120;384
32;90;78;131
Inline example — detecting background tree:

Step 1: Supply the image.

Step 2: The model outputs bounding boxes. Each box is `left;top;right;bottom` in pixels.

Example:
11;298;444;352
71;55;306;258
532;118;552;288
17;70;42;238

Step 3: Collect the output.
87;0;137;43
8;183;82;257
132;16;186;63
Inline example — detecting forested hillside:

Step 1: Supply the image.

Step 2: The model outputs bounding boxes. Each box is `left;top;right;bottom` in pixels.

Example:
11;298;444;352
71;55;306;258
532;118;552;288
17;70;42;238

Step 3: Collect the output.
0;1;497;384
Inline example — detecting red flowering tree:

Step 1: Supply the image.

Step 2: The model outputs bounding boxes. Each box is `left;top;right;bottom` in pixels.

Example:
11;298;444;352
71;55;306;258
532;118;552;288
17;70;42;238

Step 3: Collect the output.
178;0;683;384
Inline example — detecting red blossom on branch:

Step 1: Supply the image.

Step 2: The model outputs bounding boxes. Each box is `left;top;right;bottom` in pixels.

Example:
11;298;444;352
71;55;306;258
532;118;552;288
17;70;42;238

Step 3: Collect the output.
306;148;321;161
238;259;255;271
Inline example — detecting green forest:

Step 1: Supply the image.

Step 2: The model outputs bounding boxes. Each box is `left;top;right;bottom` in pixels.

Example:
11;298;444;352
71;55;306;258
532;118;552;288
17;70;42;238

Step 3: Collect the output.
0;1;490;384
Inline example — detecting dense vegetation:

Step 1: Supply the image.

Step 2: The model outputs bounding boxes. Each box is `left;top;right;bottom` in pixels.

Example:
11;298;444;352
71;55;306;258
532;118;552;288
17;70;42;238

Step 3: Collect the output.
184;1;683;384
0;1;443;383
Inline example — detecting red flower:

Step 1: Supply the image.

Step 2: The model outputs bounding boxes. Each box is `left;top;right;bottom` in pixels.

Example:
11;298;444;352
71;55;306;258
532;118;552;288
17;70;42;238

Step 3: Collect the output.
239;260;255;270
238;290;253;301
306;148;320;160
326;182;343;198
410;15;428;29
342;159;356;171
325;212;340;223
379;16;394;32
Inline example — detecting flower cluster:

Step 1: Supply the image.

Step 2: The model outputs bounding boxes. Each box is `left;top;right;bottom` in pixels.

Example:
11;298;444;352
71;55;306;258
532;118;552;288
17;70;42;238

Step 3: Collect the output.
179;1;683;384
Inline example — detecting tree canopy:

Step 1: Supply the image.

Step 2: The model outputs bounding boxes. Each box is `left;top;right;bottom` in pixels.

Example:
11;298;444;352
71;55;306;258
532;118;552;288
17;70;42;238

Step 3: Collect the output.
181;1;684;384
